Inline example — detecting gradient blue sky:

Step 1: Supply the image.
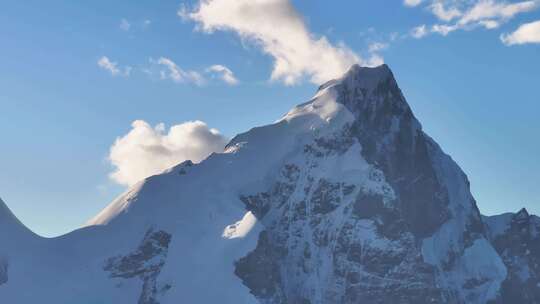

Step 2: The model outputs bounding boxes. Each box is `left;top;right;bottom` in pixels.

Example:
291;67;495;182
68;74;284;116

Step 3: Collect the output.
1;0;539;237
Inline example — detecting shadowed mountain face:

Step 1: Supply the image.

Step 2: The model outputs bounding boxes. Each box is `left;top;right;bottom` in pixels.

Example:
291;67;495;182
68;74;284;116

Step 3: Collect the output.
234;65;504;304
333;65;452;238
484;209;540;303
0;65;536;303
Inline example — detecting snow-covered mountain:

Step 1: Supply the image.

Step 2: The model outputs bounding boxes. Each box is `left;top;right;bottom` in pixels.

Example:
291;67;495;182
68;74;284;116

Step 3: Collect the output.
0;64;537;303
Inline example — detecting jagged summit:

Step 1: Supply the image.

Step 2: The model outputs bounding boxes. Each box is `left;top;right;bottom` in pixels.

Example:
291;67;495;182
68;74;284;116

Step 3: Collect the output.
341;63;394;89
317;64;417;136
516;207;530;219
319;64;394;92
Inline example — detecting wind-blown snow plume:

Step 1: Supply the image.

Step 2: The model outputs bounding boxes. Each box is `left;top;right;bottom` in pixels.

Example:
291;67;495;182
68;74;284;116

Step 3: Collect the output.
108;120;228;186
180;0;381;85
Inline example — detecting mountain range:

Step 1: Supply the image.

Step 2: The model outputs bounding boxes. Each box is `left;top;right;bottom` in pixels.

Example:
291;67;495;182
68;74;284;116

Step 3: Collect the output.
1;64;538;303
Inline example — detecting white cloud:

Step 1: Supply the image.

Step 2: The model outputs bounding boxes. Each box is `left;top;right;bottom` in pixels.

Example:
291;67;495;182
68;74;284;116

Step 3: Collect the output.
120;18;131;31
206;64;239;85
479;19;500;29
458;0;538;26
411;24;429;38
147;58;240;86
109;120;228;186
98;56;119;75
154;57;206;86
368;42;389;52
409;0;540;38
143;19;152;28
181;0;382;85
431;23;459;35
430;2;462;21
97;56;131;77
501;20;540;45
404;0;424;7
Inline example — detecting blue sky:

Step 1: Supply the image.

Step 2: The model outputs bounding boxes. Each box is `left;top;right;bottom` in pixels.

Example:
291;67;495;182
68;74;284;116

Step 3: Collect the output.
1;0;539;237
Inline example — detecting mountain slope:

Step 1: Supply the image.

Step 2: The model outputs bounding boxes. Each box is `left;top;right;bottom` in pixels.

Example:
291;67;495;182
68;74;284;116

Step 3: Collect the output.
0;197;41;287
0;64;535;303
484;209;540;302
0;197;37;243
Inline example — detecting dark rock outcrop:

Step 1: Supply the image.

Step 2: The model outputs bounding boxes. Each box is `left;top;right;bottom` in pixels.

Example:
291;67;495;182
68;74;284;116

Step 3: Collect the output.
104;229;172;304
0;258;7;286
484;209;540;303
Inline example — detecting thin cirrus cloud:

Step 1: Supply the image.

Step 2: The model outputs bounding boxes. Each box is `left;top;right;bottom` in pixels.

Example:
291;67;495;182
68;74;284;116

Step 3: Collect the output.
404;0;424;7
148;57;239;86
406;0;540;38
501;20;540;45
97;55;238;86
367;42;389;53
206;64;239;85
108;120;228;187
120;18;131;31
180;0;383;86
120;18;152;31
153;57;206;86
411;25;428;38
430;2;462;22
97;56;131;77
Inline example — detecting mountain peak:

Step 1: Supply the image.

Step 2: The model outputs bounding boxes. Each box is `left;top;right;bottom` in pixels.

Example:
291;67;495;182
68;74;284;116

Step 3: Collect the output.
343;64;393;84
341;63;395;91
515;207;530;220
325;63;418;138
318;64;394;92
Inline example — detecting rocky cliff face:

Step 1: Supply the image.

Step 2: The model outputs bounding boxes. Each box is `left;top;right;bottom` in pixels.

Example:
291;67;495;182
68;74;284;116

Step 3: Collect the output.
484;209;540;303
104;228;172;304
234;65;506;304
0;65;537;303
